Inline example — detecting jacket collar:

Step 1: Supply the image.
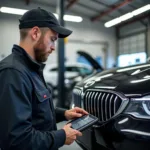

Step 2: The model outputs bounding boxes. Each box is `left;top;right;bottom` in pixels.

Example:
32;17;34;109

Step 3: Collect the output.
12;44;45;71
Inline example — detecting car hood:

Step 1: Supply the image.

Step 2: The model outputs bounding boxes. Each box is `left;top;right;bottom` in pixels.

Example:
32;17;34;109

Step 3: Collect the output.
76;63;150;97
77;51;104;71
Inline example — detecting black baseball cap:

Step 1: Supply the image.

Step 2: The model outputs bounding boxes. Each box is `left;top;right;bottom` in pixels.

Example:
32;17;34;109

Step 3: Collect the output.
19;7;72;38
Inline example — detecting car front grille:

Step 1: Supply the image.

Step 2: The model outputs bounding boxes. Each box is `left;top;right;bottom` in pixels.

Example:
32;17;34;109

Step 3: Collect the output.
72;88;82;107
84;90;123;122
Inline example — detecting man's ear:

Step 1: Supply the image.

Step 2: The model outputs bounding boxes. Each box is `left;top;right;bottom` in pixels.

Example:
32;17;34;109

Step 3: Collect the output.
30;26;41;41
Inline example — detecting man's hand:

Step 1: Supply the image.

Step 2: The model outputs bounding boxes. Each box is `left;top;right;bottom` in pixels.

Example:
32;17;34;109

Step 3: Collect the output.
63;123;82;145
65;107;88;120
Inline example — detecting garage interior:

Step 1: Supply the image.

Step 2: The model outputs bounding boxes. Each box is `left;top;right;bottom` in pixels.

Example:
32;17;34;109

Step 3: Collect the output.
0;0;150;150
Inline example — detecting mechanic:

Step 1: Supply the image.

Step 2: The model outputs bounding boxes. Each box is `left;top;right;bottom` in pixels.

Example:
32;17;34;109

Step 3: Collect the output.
0;7;88;150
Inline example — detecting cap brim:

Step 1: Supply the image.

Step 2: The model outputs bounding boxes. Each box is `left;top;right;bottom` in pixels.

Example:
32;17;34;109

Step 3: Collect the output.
51;26;72;38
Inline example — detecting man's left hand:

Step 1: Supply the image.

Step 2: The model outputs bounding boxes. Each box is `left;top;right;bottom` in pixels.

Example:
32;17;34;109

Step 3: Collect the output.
65;107;88;120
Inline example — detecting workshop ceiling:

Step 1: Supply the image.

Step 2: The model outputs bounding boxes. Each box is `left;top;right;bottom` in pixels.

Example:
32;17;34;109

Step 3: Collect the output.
21;0;150;24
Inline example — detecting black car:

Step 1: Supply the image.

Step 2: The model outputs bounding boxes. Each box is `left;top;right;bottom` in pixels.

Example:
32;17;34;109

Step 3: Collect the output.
71;62;150;150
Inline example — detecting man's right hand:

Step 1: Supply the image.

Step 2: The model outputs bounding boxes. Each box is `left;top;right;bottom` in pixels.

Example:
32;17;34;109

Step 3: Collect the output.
63;123;82;145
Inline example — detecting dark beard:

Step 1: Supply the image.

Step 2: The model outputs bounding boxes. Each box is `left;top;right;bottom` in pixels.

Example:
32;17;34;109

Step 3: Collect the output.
34;48;47;63
33;38;47;63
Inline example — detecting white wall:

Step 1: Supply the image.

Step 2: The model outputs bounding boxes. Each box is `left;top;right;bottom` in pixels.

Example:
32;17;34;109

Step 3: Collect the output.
0;0;116;68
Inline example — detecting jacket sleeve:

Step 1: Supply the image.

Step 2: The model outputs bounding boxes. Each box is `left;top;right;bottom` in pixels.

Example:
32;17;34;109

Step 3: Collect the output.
55;107;67;123
0;68;66;150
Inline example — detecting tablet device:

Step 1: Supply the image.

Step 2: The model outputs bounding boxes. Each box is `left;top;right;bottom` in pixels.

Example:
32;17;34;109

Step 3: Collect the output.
67;114;98;132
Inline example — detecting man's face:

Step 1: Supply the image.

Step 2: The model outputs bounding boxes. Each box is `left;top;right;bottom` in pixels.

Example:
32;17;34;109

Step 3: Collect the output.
33;29;58;63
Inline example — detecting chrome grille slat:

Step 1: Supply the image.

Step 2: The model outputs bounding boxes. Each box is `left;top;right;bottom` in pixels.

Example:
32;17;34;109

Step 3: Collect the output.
93;92;99;116
101;93;106;122
105;94;110;121
114;96;118;115
90;92;95;114
109;95;114;118
85;92;90;111
88;92;92;113
97;93;102;119
72;89;82;107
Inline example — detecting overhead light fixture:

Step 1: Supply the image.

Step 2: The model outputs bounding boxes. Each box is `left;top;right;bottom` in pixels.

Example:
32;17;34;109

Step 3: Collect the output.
132;4;150;16
0;6;83;23
105;4;150;28
119;12;133;21
54;14;83;22
105;18;121;28
0;7;28;15
64;15;82;22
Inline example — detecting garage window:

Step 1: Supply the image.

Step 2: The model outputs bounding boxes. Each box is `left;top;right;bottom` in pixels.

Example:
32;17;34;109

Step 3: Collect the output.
118;33;147;67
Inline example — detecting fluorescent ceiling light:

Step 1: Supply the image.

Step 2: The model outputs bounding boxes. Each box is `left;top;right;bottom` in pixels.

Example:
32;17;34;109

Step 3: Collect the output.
119;13;133;21
64;15;83;22
105;4;150;28
54;13;83;22
0;7;28;15
132;4;150;16
105;18;121;28
0;7;83;23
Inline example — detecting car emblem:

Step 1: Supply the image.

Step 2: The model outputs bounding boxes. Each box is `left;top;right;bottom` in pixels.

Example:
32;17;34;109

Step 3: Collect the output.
84;80;95;88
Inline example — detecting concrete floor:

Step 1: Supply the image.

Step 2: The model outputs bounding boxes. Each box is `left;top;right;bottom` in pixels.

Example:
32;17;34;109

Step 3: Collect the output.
57;121;82;150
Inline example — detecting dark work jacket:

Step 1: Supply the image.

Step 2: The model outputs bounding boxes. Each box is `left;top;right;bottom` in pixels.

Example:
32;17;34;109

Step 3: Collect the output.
0;45;67;150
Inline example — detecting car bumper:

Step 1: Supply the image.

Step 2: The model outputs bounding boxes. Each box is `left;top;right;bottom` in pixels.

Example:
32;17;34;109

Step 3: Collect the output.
76;114;150;150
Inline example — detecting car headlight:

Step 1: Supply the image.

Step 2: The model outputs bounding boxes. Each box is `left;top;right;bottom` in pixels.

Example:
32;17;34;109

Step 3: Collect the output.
124;95;150;119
